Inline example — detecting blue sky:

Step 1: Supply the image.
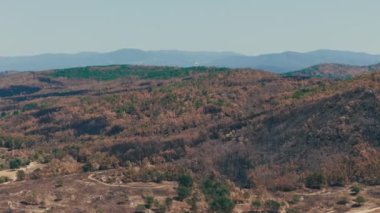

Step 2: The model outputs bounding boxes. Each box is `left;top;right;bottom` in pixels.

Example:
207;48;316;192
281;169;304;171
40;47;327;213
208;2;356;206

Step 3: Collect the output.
0;0;379;56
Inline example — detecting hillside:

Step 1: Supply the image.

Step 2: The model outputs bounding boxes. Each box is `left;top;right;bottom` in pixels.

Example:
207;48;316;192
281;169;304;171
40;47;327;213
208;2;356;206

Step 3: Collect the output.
285;63;380;79
1;49;380;73
1;65;380;212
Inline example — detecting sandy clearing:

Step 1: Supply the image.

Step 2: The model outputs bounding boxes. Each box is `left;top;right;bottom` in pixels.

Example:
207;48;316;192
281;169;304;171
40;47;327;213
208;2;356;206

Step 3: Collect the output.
0;162;45;181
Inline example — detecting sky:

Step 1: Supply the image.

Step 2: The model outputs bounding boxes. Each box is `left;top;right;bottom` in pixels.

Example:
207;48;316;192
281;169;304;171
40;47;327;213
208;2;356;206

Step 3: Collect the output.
0;0;379;56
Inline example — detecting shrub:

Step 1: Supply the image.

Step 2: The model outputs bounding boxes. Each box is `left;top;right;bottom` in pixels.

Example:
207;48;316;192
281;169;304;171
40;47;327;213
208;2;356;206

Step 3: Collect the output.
350;185;360;196
289;195;301;204
30;168;42;180
52;148;64;159
252;199;261;209
22;102;39;111
9;158;22;169
0;176;9;184
16;170;25;181
176;174;193;201
336;197;348;205
178;174;193;187
202;178;235;213
177;186;192;201
144;195;154;209
292;88;312;99
305;173;324;189
135;204;146;213
188;193;200;211
353;196;365;207
82;163;93;172
115;102;136;116
210;196;235;213
265;200;281;212
165;197;173;209
327;176;345;187
155;204;166;213
55;179;63;188
286;208;300;213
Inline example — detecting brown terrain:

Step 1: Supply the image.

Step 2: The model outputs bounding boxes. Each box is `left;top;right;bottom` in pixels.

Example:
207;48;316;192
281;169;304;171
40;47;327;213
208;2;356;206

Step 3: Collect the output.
285;63;380;79
1;65;380;212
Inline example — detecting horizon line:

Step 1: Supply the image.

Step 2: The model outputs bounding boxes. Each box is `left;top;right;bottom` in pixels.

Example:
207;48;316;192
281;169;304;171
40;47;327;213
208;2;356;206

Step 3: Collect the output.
1;48;379;58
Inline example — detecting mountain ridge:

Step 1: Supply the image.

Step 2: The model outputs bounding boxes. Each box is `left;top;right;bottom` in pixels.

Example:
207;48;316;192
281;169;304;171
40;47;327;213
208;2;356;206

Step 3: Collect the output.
1;49;380;73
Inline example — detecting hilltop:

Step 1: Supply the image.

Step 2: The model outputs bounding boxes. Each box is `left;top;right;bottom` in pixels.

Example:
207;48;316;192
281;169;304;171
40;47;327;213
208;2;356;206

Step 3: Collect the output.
285;63;380;79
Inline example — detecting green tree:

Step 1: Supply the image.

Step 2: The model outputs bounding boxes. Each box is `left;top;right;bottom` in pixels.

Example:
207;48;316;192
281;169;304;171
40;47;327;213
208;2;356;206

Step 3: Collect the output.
177;186;192;201
202;178;235;213
144;195;155;209
9;158;22;169
176;174;193;201
178;174;193;187
305;173;324;189
82;163;93;172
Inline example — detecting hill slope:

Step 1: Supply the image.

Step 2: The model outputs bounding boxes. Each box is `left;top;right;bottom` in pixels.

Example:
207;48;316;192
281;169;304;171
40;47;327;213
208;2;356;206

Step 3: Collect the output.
285;63;380;79
1;65;380;211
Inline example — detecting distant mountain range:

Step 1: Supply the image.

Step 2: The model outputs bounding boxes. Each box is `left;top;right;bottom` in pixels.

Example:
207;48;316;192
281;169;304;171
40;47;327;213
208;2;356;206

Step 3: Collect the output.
1;49;380;73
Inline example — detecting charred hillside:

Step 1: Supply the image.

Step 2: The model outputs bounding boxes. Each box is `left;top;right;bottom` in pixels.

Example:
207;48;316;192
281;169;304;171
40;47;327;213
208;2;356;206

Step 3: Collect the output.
1;64;380;202
217;88;380;188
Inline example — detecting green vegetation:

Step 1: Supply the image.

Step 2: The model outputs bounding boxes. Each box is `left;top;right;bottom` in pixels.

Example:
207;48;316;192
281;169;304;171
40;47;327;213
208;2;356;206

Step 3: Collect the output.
115;101;137;116
0;176;9;184
264;200;281;212
292;84;326;99
353;196;365;206
49;65;230;81
305;173;324;189
176;174;193;201
82;163;93;172
165;197;173;210
289;195;301;205
9;158;22;169
0;135;29;150
22;102;39;111
201;178;235;213
177;186;192;201
350;185;361;195
135;204;146;212
252;199;261;209
188;193;200;211
286;208;300;213
144;195;155;209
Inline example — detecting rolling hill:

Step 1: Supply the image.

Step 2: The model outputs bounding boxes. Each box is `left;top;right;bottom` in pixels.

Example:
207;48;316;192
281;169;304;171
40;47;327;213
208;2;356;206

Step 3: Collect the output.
1;65;380;212
285;63;380;79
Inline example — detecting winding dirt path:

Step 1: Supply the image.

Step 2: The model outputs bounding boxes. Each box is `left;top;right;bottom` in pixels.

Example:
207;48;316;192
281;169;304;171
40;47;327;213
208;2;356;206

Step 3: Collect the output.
87;173;176;189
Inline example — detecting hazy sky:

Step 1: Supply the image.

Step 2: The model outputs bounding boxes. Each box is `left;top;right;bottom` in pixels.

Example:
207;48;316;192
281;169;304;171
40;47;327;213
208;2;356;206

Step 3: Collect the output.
0;0;379;56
